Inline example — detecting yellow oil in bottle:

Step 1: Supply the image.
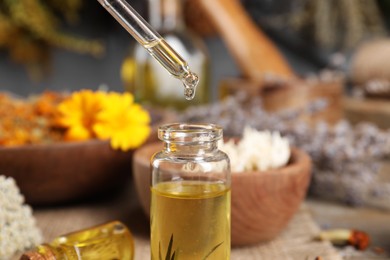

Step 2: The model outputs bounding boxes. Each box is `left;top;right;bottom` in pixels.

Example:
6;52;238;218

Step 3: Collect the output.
150;181;231;260
21;221;134;260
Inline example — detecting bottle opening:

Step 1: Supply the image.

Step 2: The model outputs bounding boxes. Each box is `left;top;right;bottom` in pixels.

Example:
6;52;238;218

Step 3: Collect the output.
158;123;222;143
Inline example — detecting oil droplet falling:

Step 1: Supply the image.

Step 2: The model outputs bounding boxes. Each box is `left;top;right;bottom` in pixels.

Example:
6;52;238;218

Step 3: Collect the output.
182;71;199;100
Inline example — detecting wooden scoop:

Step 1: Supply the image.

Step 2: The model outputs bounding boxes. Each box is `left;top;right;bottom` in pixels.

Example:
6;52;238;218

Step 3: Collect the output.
196;0;296;85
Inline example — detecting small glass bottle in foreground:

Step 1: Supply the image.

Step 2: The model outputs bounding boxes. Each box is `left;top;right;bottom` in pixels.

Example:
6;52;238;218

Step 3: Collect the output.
150;123;231;260
20;221;134;260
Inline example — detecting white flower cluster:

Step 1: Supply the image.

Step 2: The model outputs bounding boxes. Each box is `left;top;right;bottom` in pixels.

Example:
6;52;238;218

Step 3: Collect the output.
0;175;42;260
219;126;291;172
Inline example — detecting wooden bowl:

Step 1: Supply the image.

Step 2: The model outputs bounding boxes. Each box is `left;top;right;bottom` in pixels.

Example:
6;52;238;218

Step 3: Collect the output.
230;148;311;245
133;141;312;246
0;108;174;206
0;140;134;206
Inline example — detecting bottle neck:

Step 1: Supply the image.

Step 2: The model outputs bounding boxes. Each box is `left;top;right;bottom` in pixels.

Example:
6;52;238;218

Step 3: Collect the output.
148;0;184;32
158;124;223;156
164;141;218;156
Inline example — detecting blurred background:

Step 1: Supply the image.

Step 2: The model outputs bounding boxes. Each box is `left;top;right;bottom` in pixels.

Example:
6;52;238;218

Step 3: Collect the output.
3;0;389;99
2;0;390;204
2;1;390;258
0;0;235;99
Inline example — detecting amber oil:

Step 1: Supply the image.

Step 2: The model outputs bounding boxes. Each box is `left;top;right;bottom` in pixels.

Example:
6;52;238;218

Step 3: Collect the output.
150;181;231;260
21;221;134;260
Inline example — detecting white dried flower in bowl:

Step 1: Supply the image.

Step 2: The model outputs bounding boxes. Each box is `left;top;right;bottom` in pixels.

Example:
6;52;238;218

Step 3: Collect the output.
0;175;42;259
219;126;290;172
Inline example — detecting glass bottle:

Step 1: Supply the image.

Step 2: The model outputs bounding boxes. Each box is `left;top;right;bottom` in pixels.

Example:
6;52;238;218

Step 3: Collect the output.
150;123;231;259
20;221;134;260
121;0;210;110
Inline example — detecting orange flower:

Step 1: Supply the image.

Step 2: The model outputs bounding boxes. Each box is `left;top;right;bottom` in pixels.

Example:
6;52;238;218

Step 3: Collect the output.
56;90;151;151
93;92;151;151
56;90;104;141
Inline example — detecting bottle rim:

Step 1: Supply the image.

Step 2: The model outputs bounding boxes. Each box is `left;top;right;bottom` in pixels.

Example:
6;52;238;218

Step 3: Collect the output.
158;123;222;143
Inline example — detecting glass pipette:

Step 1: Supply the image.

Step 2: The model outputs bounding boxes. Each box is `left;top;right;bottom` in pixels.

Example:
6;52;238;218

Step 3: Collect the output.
97;0;199;100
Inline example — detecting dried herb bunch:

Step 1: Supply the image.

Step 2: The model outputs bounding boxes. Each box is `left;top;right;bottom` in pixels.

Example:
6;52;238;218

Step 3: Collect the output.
290;0;386;50
180;93;390;209
244;0;387;51
0;0;104;79
0;92;66;146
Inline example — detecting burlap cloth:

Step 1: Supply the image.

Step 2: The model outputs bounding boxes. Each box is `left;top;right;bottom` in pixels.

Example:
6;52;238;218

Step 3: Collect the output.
26;186;341;260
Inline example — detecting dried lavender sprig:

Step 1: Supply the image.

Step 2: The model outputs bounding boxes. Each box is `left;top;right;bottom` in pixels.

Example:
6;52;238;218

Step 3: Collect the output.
180;95;390;208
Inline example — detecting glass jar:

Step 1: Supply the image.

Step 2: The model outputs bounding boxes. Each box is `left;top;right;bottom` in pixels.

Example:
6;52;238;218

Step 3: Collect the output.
150;123;231;259
20;221;134;260
121;0;210;110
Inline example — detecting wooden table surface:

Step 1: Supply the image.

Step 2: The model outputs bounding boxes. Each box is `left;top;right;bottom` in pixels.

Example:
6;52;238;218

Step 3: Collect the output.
12;183;390;260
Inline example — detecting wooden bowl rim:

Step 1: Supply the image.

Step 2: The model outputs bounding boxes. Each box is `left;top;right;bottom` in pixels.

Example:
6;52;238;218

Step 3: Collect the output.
231;147;311;177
